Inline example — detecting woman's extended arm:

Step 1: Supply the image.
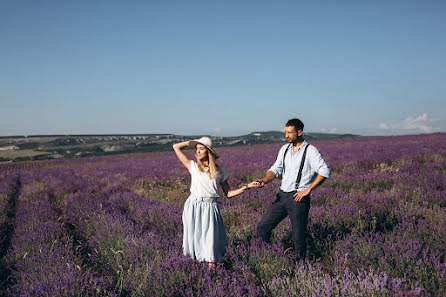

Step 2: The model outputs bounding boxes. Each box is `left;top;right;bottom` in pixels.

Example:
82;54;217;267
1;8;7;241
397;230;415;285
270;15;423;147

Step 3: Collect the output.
221;180;260;198
173;141;192;170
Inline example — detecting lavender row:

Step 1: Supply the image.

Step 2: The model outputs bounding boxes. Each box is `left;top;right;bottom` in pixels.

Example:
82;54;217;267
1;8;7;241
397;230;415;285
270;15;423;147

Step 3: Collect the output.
214;182;444;295
2;175;104;296
0;174;19;238
0;174;20;294
60;179;263;296
333;211;446;295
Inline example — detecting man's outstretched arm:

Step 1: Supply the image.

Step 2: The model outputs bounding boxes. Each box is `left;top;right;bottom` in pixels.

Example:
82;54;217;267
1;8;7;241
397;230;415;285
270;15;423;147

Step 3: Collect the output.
256;171;277;187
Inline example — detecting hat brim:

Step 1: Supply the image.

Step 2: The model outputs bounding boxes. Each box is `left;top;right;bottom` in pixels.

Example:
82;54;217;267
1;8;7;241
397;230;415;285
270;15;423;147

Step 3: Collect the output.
188;140;219;159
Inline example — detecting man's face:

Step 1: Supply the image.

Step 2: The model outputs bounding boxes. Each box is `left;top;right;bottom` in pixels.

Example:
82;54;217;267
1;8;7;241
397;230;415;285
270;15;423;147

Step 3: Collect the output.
285;125;302;143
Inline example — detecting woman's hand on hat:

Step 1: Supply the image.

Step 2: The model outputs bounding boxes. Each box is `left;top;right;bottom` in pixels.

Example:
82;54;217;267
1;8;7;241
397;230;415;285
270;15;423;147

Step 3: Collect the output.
173;141;189;149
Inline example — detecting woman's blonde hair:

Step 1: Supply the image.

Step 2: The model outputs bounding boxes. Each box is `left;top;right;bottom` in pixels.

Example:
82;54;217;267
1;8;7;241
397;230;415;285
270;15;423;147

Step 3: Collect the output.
197;149;220;179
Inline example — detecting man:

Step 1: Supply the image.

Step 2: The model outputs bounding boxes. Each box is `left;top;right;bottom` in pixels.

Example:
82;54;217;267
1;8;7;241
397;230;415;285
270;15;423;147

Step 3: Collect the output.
256;118;330;261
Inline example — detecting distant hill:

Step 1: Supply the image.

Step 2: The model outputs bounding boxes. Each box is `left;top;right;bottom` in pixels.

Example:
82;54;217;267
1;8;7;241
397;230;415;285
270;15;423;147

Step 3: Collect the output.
242;131;358;141
0;131;360;162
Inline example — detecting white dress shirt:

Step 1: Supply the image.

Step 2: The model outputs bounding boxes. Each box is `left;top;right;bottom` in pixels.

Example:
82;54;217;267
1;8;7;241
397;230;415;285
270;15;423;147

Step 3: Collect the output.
268;140;331;192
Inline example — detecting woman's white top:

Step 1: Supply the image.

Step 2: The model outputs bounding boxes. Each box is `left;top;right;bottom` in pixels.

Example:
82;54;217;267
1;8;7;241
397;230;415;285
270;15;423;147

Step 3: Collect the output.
188;160;228;198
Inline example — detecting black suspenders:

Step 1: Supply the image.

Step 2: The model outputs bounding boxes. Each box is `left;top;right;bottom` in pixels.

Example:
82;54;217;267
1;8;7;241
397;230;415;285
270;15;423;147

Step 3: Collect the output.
282;144;292;174
282;143;310;190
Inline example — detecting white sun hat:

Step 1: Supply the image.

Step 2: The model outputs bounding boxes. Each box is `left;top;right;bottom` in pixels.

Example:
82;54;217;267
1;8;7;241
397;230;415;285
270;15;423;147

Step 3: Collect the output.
188;136;219;158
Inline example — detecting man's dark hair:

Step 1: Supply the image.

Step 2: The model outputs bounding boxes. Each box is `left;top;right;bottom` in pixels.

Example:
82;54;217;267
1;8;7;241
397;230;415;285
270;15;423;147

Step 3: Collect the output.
286;118;304;131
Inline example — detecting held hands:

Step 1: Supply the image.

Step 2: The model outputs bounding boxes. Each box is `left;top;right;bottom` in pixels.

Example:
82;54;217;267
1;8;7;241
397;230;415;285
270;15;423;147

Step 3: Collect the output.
255;179;266;188
246;181;261;189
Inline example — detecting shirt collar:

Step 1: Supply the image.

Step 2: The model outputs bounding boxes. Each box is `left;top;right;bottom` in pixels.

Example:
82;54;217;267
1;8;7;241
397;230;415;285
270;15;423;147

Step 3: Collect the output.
291;140;308;151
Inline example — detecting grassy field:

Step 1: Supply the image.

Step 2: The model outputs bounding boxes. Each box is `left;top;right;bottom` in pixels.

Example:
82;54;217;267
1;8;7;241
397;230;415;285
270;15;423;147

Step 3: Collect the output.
0;149;54;160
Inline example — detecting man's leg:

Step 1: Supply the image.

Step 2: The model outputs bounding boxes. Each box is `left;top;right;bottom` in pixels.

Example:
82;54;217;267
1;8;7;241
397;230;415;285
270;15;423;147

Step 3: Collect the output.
256;192;287;243
287;195;310;261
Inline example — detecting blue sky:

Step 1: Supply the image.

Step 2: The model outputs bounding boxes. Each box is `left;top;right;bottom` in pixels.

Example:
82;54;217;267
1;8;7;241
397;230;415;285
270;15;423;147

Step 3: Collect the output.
1;0;445;136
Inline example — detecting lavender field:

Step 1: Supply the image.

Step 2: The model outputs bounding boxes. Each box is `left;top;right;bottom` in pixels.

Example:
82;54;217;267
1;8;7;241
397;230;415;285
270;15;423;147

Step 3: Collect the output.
0;133;445;296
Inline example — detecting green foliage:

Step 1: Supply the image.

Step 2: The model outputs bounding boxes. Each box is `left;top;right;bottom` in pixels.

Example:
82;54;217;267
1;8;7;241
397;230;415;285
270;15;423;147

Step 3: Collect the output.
129;178;189;208
236;168;266;183
0;193;7;203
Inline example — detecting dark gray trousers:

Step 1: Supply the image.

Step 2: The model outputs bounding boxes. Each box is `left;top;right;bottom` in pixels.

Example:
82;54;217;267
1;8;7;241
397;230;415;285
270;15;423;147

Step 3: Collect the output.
256;190;310;260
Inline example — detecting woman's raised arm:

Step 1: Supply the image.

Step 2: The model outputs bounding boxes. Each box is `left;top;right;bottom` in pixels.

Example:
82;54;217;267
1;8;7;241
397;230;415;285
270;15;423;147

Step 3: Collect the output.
173;141;192;170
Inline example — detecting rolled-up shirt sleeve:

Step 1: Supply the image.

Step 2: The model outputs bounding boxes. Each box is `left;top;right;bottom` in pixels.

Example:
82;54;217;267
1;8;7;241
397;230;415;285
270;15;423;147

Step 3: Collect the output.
268;145;287;177
309;147;331;178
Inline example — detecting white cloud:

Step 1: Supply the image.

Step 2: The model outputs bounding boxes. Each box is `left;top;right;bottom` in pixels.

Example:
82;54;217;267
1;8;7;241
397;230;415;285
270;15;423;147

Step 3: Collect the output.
377;123;389;130
213;128;221;135
377;113;440;133
320;128;338;133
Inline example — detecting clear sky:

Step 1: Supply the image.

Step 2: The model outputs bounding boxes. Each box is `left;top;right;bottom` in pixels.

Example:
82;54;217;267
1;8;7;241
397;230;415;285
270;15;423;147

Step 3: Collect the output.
1;0;445;137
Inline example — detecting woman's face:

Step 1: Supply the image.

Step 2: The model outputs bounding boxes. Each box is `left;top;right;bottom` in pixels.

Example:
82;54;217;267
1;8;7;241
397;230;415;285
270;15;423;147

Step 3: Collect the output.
195;144;209;161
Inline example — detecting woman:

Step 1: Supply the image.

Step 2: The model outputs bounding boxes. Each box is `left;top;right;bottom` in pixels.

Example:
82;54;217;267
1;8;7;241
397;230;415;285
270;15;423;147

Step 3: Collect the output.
173;136;259;271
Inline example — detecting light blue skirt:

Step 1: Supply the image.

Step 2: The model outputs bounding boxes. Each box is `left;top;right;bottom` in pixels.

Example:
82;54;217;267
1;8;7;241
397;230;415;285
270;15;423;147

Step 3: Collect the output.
182;194;228;263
